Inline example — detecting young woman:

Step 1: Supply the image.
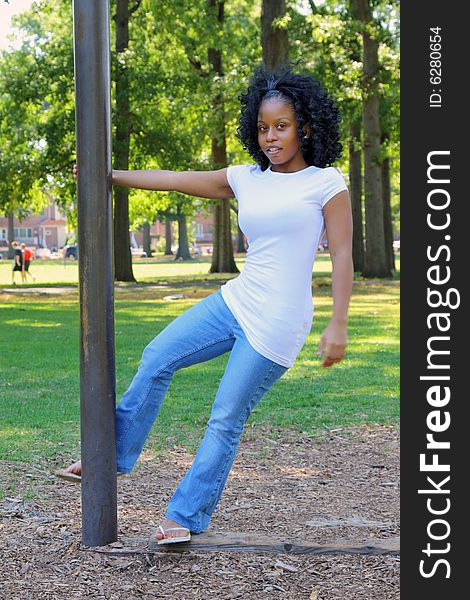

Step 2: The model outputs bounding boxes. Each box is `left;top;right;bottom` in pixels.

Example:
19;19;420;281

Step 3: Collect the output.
59;67;353;545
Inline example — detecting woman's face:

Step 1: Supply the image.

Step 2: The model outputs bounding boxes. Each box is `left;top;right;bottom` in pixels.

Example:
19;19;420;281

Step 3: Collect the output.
257;97;309;173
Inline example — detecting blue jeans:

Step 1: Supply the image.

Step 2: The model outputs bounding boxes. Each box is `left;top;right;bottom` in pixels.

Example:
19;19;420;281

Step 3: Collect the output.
114;289;287;533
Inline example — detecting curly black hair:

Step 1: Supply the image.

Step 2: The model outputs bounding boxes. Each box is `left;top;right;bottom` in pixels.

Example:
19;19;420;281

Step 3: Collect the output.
237;66;342;170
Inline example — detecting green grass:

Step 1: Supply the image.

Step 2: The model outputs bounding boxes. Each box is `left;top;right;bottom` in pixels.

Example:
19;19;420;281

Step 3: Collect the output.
0;253;333;286
1;255;230;286
0;253;400;287
0;261;399;480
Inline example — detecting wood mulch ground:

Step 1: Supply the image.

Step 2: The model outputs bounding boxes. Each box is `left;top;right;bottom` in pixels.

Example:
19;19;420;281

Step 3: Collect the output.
0;424;399;599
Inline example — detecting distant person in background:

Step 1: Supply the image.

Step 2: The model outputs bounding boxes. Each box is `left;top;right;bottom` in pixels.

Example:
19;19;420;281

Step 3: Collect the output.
11;241;24;284
21;243;36;281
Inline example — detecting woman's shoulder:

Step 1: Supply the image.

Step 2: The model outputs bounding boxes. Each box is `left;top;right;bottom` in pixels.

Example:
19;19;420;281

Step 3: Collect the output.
227;163;263;184
318;166;349;206
318;165;344;176
315;165;348;186
228;163;261;174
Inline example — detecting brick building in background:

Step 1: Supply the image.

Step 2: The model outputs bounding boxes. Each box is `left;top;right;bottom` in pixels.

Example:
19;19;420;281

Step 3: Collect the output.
2;201;217;255
0;200;68;253
132;212;215;253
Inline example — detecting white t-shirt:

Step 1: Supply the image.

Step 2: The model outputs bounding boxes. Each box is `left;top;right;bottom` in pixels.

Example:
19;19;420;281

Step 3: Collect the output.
221;163;348;368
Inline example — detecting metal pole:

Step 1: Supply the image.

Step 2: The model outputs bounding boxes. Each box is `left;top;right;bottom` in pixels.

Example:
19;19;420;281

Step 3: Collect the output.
72;0;117;546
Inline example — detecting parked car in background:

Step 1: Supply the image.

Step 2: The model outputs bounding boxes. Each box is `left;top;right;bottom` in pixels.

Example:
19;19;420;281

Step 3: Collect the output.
36;248;51;259
131;246;146;258
64;244;78;259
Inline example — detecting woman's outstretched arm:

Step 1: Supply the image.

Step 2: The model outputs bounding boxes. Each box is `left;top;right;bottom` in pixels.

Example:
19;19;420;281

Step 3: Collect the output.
111;168;234;199
317;190;354;368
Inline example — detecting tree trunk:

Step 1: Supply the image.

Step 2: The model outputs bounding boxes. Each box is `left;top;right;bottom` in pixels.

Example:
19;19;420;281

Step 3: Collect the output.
113;0;136;282
164;219;173;255
142;221;152;257
230;203;246;253
7;211;15;259
352;0;390;278
381;134;395;272
236;225;246;253
175;207;192;261
211;196;237;272
349;121;364;272
207;0;238;274
261;0;289;70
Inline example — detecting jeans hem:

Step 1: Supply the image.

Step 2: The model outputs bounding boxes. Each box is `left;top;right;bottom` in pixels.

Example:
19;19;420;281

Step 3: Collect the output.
115;465;132;475
165;511;206;534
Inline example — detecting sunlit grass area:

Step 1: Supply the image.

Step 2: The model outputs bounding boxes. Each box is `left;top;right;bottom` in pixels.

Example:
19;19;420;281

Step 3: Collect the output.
0;273;399;476
0;253;400;287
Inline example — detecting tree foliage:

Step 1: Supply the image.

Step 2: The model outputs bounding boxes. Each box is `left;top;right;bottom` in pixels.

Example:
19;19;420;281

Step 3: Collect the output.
0;0;75;216
1;0;399;276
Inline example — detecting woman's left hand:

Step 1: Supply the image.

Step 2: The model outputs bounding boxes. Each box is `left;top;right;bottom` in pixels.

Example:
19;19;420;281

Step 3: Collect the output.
316;319;348;368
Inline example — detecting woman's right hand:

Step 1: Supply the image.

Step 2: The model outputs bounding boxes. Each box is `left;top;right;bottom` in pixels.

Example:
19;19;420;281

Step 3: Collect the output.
74;163;118;186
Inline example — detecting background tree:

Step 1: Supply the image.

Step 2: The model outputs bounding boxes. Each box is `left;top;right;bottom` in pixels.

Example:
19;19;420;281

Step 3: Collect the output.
289;0;398;277
0;17;60;256
206;0;238;273
261;0;289;69
119;0;208;263
350;0;390;277
113;0;143;282
172;195;193;261
378;4;400;272
164;219;173;255
128;190;168;256
1;0;399;279
141;221;152;257
146;0;260;272
288;1;366;271
349;118;364;272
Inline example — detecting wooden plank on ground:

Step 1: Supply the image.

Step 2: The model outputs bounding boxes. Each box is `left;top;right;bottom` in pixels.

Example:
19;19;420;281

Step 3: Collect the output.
90;532;399;557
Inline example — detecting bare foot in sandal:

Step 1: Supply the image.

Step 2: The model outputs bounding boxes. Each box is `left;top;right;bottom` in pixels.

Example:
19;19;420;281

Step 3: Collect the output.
65;460;82;475
55;460;82;482
153;517;191;545
56;460;126;483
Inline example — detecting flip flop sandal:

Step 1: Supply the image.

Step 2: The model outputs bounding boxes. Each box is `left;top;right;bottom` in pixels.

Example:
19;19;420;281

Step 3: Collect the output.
154;526;191;545
55;470;126;483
